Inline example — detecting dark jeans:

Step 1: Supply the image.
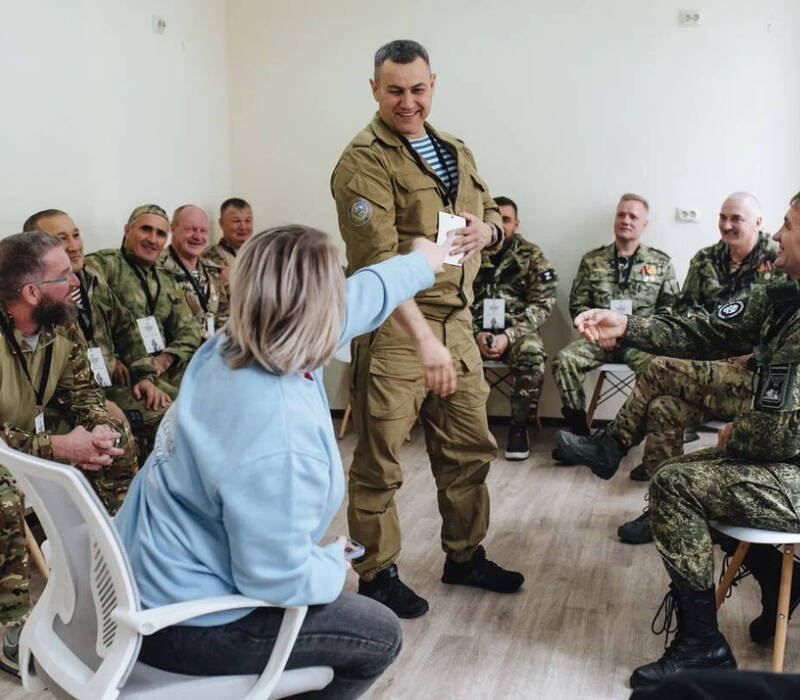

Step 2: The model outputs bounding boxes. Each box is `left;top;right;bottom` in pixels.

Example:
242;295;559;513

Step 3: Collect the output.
139;591;402;699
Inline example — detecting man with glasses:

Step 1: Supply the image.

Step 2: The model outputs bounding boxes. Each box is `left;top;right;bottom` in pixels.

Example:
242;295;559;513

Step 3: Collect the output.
0;231;134;678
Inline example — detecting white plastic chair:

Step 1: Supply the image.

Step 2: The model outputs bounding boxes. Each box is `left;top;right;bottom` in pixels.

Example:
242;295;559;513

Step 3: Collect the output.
0;438;333;699
712;520;800;672
585;363;636;429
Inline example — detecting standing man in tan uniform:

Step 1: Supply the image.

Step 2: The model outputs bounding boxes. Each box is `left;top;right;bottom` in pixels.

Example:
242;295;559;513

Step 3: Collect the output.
331;39;523;618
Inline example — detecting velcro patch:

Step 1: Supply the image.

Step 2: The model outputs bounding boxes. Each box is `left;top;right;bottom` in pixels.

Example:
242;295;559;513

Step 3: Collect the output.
349;199;373;227
540;269;557;283
717;299;745;320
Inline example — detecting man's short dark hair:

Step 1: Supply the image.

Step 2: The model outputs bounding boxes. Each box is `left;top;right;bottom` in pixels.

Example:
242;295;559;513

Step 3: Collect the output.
374;40;430;76
22;209;67;233
494;196;518;218
791;191;800;209
220;198;251;215
0;231;63;302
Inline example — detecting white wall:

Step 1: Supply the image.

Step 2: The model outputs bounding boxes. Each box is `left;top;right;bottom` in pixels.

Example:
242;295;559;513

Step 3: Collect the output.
226;0;800;417
0;0;231;253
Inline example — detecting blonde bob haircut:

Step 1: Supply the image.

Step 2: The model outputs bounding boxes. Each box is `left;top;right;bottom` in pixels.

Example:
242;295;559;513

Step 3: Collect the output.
222;225;345;374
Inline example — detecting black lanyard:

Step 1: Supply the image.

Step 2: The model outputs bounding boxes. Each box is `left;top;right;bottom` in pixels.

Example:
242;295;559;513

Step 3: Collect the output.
122;246;161;315
401;132;455;208
428;132;458;205
76;273;95;343
613;246;639;288
168;246;209;312
0;314;53;409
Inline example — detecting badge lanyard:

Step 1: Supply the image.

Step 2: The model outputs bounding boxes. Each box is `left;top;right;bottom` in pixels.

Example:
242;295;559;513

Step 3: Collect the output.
168;246;210;313
76;274;95;344
401;132;456;209
0;314;53;414
613;246;639;288
122;245;161;315
427;132;458;205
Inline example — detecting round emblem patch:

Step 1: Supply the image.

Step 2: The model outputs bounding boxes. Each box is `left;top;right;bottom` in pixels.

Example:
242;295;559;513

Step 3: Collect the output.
349;199;373;227
717;299;745;320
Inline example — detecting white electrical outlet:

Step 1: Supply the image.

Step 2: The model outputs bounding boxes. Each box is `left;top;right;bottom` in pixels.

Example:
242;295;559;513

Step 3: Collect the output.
676;208;700;223
678;10;703;27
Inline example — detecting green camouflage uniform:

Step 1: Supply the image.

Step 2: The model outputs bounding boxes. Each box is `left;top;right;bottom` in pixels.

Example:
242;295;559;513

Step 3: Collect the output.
158;246;229;341
86;247;201;447
552;243;679;410
610;232;779;475
1;311;137;624
202;240;237;269
472;234;557;423
623;277;800;590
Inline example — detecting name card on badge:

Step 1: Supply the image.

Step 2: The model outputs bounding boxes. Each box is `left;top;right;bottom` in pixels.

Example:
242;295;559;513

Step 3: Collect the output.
483;298;505;330
137;316;166;354
87;347;112;387
610;298;633;315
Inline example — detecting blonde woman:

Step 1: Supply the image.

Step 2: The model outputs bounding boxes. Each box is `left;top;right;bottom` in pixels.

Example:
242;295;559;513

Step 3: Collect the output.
115;225;448;698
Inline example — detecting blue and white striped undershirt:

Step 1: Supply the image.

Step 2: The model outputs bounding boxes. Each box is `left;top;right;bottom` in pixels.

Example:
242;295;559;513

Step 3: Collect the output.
408;134;459;193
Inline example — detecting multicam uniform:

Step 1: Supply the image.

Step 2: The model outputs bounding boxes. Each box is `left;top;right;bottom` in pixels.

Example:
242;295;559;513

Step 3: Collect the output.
621;277;800;590
552;243;679;410
472;235;557;424
159;246;229;341
331;114;503;579
0;312;136;624
203;239;237;269
610;232;779;476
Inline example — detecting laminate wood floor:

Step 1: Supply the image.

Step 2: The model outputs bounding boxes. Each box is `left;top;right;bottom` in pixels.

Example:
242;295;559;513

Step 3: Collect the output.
2;425;795;699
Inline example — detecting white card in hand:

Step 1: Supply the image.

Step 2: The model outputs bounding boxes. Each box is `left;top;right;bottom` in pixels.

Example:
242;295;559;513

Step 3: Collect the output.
437;211;466;266
137;315;166;354
610;298;633;315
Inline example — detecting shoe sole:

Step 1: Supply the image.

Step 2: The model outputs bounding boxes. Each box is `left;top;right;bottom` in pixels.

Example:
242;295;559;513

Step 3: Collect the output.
356;590;430;619
629;658;736;689
505;450;530;460
0;655;19;679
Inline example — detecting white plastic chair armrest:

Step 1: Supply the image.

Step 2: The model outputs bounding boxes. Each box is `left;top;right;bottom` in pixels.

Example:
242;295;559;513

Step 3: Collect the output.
113;595;280;635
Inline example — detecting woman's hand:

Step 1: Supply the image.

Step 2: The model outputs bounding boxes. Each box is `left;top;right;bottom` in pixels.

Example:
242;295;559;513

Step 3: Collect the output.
336;535;352;570
412;236;451;274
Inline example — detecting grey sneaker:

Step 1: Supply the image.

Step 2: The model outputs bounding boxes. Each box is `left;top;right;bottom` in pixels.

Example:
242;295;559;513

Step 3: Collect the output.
0;624;21;678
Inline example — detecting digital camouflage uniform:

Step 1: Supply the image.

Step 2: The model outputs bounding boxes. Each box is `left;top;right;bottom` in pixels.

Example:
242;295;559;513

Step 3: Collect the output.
622;277;800;590
552;243;679;410
331;114;503;579
610;232;780;475
472;234;557;423
85;247;201;448
1;312;137;624
159;246;229;342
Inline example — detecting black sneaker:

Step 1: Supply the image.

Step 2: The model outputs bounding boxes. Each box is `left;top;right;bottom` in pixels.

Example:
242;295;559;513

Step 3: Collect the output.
629;463;650;481
358;564;429;618
618;510;653;544
0;624;20;678
505;423;530;460
442;546;524;593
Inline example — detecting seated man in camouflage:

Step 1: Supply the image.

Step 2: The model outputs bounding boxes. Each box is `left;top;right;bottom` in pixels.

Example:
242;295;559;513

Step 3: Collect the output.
0;231;135;678
572;191;800;688
554;193;779;544
551;193;678;436
203;197;253;271
86;205;201;453
159;204;229;341
472;196;557;459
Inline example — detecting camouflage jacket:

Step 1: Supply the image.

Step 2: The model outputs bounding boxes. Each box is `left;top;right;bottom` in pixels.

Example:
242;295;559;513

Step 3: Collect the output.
85;247;201;383
569;243;678;319
0;305;110;460
203;240;237;269
75;266;149;379
625;277;800;463
676;231;780;313
472;234;558;343
158;246;229;340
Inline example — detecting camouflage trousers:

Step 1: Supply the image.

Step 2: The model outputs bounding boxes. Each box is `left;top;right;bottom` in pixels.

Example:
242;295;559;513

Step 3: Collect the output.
650;448;800;590
504;332;546;424
551;338;653;410
610;357;753;476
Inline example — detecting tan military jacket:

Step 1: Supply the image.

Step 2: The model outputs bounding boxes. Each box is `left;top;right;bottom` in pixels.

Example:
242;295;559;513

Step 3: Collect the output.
331;114;502;324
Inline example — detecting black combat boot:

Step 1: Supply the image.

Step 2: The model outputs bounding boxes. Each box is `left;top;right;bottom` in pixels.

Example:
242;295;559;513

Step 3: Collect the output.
561;407;590;436
618;509;653;544
552;426;627;480
630;584;737;688
741;544;800;644
358;564;429;618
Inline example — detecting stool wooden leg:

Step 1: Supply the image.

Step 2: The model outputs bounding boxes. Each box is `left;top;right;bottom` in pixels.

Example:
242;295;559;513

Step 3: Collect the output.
773;543;795;672
585;371;606;429
337;402;352;439
24;521;49;581
716;541;750;609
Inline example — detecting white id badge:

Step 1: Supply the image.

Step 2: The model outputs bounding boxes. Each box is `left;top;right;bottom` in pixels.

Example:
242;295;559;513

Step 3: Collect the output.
34;411;45;435
610;298;633;315
483;298;506;330
137;316;166;354
437;211;466;266
87;347;112;387
205;315;215;337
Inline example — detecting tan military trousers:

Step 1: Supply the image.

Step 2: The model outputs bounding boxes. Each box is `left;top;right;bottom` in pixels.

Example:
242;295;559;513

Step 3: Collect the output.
348;317;497;580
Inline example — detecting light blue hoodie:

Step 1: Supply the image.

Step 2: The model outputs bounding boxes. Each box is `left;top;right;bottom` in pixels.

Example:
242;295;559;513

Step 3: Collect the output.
115;252;433;625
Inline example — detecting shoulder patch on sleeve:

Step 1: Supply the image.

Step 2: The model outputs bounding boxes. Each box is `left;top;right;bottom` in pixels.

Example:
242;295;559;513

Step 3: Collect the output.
349;199;373;227
540;269;557;283
717;299;745;320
